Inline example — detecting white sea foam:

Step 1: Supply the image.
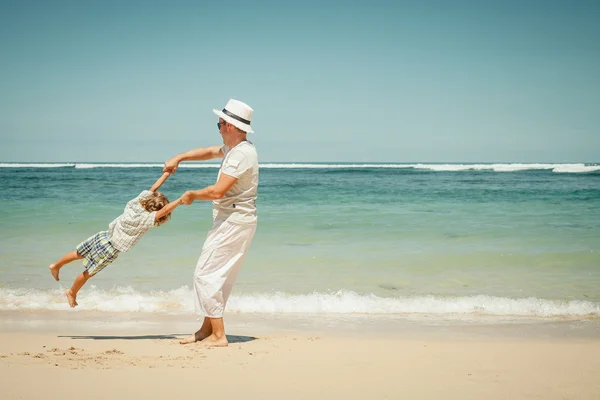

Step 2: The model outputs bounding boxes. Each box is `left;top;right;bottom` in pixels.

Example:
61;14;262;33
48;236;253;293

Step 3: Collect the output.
0;163;219;169
551;164;600;173
256;163;413;169
74;163;164;169
0;162;598;172
1;287;598;318
410;163;600;173
74;163;220;169
0;163;76;168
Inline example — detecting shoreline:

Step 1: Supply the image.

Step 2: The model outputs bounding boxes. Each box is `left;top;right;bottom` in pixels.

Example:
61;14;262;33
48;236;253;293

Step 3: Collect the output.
2;309;599;340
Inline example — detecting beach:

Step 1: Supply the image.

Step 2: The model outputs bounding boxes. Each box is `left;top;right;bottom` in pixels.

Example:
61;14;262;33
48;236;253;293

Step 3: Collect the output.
2;0;600;396
2;163;600;398
1;311;600;399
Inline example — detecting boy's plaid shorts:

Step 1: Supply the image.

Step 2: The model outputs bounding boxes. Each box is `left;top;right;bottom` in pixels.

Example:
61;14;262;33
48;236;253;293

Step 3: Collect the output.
76;231;120;276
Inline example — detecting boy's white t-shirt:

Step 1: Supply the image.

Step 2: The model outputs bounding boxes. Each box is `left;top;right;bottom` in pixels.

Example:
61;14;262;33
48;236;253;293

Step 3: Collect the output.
108;190;157;252
213;141;258;224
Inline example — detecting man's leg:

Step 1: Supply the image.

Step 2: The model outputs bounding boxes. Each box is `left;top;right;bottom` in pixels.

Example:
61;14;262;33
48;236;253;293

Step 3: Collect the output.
180;223;221;345
49;251;83;281
65;270;90;308
196;225;256;347
179;317;213;344
180;222;255;347
200;317;228;347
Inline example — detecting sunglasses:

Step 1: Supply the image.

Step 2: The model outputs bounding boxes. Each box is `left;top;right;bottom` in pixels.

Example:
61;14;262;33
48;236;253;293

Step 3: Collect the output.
217;120;228;130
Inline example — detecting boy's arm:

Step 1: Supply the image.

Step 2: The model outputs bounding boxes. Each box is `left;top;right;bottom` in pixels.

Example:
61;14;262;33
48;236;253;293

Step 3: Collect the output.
150;172;171;192
154;197;182;222
163;145;224;173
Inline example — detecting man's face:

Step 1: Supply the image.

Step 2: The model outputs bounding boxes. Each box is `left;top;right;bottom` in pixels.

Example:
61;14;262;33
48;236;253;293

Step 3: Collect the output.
217;119;232;138
217;118;227;133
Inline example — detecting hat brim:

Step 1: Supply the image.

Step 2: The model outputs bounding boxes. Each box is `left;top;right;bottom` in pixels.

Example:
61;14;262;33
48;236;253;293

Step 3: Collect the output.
213;109;254;133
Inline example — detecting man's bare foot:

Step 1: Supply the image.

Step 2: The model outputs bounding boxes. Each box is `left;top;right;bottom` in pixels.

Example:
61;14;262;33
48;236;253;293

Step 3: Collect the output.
199;334;228;347
49;264;60;281
179;329;211;345
65;289;78;308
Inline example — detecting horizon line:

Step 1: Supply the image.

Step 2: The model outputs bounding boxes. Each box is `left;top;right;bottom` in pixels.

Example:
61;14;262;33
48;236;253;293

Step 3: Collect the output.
1;160;599;164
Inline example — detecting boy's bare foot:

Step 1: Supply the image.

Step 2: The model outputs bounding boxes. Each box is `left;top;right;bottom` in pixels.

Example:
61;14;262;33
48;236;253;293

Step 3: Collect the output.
49;264;60;281
65;289;78;308
179;329;211;345
200;334;228;347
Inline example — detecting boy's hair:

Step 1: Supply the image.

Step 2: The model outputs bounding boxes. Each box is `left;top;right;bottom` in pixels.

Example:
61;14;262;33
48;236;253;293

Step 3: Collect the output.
140;192;171;226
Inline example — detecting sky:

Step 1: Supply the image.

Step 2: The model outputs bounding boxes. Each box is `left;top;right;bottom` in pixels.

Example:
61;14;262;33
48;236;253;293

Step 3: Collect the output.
0;0;599;163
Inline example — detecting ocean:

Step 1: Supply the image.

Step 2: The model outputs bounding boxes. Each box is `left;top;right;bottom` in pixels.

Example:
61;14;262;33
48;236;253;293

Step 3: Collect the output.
1;162;599;320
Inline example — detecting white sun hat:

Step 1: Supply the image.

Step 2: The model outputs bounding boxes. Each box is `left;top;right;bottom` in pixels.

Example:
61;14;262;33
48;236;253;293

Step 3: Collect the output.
213;99;254;133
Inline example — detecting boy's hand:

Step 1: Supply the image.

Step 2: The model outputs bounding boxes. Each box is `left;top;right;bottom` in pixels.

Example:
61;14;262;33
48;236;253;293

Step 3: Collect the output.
164;157;180;173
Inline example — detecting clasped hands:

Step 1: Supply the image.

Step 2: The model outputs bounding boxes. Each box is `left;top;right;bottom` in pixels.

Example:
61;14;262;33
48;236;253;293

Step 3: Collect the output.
179;191;195;205
164;159;194;206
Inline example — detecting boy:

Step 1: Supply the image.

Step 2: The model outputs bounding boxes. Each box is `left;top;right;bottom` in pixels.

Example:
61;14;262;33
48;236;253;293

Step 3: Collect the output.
49;171;182;307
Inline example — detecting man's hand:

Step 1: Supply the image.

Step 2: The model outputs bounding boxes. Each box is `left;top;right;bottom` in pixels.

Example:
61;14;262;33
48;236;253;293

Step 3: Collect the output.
180;191;195;205
163;157;180;173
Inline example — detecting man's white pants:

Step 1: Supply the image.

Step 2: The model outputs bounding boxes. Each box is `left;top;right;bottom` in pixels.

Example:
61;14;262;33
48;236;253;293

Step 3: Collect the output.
193;219;256;318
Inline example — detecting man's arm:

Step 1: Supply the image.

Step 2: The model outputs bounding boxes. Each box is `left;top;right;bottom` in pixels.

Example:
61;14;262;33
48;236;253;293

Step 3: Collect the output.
150;172;170;192
154;197;182;221
163;145;224;173
180;173;237;204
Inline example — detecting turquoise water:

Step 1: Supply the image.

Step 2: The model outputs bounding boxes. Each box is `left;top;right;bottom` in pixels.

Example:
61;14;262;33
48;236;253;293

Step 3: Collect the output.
1;163;599;318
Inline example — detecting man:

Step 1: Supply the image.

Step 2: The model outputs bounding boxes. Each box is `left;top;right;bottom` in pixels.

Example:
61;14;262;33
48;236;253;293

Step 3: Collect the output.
163;99;258;347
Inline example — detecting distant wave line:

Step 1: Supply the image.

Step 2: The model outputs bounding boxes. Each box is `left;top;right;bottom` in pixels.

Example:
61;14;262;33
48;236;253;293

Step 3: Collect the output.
0;162;599;173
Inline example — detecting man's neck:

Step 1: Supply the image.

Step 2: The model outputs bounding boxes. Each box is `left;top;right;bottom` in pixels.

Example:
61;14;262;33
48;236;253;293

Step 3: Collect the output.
223;135;247;149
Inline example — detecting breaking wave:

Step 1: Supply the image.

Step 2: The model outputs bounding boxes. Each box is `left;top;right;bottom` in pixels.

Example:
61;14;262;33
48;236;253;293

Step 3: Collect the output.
1;287;598;318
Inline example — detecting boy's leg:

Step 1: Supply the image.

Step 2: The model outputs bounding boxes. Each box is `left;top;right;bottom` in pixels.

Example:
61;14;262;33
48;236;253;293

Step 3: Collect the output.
66;270;91;308
49;251;83;281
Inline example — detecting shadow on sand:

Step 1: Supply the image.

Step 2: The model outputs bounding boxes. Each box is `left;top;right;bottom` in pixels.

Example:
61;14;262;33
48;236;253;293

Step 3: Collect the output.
58;334;256;343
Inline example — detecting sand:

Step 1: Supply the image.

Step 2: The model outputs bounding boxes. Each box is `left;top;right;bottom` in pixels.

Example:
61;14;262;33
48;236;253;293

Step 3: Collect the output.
1;312;599;399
